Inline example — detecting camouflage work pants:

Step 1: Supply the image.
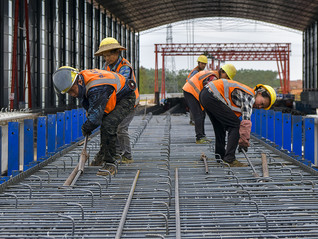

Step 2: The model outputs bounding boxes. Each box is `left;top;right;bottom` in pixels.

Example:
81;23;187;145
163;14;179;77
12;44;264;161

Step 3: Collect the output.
99;91;135;163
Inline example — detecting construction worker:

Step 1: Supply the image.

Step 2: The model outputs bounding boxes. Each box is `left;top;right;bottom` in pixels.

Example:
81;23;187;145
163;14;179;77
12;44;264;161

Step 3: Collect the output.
199;79;276;167
219;63;237;80
95;37;140;164
186;55;208;81
182;70;219;144
186;55;208;125
52;67;136;175
183;63;237;144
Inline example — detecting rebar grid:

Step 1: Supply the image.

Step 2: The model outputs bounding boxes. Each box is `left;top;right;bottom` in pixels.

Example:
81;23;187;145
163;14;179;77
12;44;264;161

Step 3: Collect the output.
0;113;318;238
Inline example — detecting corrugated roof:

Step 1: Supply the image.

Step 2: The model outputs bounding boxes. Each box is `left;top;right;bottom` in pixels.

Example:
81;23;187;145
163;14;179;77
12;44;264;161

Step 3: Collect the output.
95;0;318;32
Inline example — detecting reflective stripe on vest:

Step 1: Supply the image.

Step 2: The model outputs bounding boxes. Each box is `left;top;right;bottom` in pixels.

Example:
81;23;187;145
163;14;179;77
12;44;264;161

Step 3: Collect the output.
186;67;198;81
206;79;254;113
85;73;122;95
187;71;214;96
107;58;140;106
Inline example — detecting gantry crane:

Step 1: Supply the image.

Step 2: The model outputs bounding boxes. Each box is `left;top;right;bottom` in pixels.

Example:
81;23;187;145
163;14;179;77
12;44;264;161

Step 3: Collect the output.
154;43;290;104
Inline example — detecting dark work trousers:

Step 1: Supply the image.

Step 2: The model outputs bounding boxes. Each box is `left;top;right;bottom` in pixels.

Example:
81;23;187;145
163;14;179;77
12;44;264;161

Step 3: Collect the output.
183;90;206;140
199;87;240;163
100;91;135;163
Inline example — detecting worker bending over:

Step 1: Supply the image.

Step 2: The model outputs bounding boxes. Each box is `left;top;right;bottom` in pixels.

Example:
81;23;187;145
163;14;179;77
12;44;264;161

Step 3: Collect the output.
199;79;276;167
95;37;139;164
182;64;237;144
52;67;136;175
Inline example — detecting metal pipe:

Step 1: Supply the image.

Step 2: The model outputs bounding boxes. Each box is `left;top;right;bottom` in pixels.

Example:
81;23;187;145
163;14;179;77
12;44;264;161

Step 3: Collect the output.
115;170;140;239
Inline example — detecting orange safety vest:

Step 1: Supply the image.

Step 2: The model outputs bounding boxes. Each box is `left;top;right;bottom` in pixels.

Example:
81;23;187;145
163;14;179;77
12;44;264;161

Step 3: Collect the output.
206;79;255;117
80;69;126;113
106;57;140;106
183;70;219;101
186;66;200;82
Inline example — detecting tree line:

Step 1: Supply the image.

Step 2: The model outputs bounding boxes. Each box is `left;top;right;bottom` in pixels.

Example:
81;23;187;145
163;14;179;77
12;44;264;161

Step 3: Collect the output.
138;67;280;94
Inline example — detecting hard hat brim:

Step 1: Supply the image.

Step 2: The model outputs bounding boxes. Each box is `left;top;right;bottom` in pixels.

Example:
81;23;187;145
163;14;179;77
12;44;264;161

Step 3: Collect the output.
94;43;126;56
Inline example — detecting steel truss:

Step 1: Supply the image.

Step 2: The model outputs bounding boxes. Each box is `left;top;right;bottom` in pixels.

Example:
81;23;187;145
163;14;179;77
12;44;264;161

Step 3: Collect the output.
154;43;290;102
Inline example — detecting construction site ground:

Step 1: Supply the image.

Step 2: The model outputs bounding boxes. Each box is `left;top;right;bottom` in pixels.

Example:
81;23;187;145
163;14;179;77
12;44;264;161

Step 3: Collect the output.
1;113;318;238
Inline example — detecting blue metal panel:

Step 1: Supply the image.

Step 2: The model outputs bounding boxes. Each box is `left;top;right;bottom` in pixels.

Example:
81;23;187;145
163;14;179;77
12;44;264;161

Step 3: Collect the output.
65;110;72;145
251;111;256;133
292;115;302;157
78;108;84;137
274;111;283;148
267;110;275;142
72;109;78;142
261;109;267;138
57;112;65;149
24;119;34;170
255;109;261;136
283;113;292;151
8;122;19;176
37;117;47;160
304;118;315;164
0;126;1;174
47;114;56;153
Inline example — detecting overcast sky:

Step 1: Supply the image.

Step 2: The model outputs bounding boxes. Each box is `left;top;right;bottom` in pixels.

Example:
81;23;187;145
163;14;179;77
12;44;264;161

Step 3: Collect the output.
139;18;303;81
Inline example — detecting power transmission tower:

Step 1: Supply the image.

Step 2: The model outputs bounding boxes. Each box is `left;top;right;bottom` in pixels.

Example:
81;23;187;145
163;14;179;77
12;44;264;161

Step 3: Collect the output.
166;24;176;71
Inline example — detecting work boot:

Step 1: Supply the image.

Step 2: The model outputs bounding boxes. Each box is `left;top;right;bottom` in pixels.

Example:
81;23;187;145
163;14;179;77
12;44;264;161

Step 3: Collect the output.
121;155;134;164
196;138;211;144
90;151;104;166
201;137;212;143
229;159;248;167
96;163;117;176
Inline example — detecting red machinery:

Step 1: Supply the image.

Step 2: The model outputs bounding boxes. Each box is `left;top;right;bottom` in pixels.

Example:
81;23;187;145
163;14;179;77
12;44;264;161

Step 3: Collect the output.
154;43;290;104
10;0;32;109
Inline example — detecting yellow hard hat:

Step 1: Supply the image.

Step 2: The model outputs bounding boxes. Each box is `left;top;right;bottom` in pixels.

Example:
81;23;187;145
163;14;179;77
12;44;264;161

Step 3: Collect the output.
52;66;79;94
221;64;236;80
197;55;208;64
254;84;277;110
94;37;126;56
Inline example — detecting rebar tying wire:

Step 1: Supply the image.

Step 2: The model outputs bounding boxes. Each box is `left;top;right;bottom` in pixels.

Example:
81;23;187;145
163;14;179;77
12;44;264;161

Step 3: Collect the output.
1;115;318;238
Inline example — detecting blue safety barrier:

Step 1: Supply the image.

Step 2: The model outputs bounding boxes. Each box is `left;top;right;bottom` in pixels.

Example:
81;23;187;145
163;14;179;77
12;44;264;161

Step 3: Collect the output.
251;112;256;133
0;108;89;182
65;110;72;145
283;113;292;152
8;122;19;177
57;112;65;149
255;110;261;135
292;115;302;157
78;108;84;137
47;114;57;154
252;109;317;170
267;110;275;142
37;117;47;161
72;109;79;142
0;126;1;174
24;119;34;170
304;118;315;164
274;111;283;148
261;109;267;138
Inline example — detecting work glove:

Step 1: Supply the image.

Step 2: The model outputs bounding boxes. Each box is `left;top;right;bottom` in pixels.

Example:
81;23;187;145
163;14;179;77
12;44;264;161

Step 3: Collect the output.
238;145;248;153
238;119;252;148
81;123;92;137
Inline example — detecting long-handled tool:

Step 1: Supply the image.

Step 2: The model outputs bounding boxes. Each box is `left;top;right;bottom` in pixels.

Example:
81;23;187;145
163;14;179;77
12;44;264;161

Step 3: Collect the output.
63;136;89;186
241;148;259;177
